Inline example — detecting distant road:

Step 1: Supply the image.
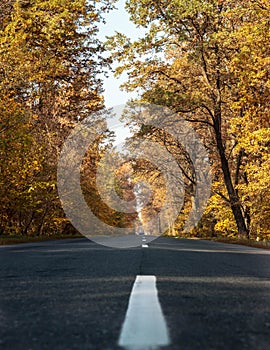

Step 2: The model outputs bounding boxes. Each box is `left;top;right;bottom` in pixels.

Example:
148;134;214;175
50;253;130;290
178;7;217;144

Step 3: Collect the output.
1;237;270;349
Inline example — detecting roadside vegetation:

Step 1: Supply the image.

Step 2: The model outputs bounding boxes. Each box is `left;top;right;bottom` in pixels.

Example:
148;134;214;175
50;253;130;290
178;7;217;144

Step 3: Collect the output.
107;0;270;242
0;0;269;245
0;0;115;239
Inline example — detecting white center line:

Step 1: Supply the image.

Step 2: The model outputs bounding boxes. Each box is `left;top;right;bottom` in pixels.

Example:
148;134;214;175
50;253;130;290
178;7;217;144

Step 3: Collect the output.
118;275;170;350
142;237;148;248
142;244;149;248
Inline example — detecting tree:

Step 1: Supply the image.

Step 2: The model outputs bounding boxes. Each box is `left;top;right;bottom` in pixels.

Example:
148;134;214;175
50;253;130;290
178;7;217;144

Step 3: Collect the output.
107;0;270;238
226;0;270;237
0;0;115;235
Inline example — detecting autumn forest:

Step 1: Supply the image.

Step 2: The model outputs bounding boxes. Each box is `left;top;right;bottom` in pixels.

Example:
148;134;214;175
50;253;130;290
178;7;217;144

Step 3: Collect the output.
0;0;269;242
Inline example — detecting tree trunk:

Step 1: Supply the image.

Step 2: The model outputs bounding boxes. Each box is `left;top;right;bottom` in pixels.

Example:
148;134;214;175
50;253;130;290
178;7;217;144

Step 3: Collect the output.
36;206;48;236
23;211;35;236
215;126;249;238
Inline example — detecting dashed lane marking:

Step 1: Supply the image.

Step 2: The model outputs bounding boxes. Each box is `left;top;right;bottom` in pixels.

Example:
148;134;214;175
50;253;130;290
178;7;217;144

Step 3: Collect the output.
118;275;170;350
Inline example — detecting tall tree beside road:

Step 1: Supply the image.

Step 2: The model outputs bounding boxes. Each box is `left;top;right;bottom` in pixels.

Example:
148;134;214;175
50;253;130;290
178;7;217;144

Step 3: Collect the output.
107;0;270;238
0;0;115;235
226;0;270;237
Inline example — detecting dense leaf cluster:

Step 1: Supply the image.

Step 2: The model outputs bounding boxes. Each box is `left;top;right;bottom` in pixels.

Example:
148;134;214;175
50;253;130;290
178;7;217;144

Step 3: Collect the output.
107;0;270;239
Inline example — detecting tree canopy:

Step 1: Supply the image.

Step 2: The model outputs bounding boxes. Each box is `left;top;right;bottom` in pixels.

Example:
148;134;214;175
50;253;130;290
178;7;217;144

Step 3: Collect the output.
0;0;115;236
107;0;270;239
1;0;269;241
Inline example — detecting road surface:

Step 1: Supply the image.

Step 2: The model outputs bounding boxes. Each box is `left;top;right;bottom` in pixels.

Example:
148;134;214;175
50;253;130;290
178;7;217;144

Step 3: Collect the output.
0;237;270;349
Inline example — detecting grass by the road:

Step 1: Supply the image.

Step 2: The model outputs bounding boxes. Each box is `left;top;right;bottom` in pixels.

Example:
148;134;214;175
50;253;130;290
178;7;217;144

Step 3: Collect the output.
0;233;83;245
209;237;270;250
175;235;270;250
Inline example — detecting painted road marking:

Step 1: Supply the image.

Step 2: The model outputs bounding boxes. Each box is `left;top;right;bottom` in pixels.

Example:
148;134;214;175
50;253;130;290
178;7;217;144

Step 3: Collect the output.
142;236;148;248
118;275;170;350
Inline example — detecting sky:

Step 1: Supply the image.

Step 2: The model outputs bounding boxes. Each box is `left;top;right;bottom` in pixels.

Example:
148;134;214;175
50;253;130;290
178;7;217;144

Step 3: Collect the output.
96;0;147;145
98;0;145;107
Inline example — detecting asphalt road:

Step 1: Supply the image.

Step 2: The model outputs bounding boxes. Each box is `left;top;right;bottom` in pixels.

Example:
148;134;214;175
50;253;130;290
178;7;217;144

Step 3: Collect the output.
0;237;270;350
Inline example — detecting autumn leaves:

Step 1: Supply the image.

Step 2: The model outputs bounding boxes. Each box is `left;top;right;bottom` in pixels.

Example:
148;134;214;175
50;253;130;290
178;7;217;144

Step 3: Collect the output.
0;0;269;240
